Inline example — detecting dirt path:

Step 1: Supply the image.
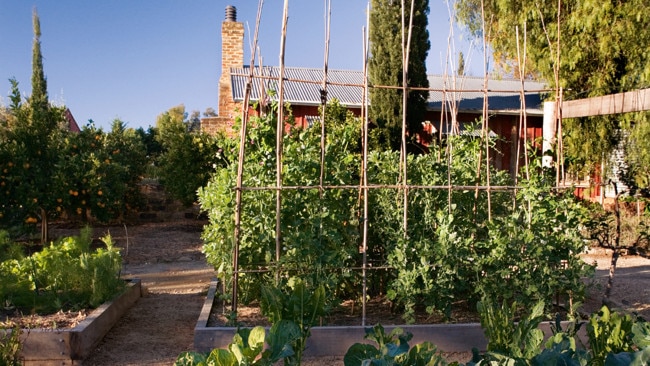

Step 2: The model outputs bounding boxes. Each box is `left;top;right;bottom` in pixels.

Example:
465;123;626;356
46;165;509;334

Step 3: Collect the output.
53;221;214;366
52;222;649;365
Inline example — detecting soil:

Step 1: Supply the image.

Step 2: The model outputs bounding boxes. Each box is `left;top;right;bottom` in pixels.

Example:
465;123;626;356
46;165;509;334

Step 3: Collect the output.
9;221;650;365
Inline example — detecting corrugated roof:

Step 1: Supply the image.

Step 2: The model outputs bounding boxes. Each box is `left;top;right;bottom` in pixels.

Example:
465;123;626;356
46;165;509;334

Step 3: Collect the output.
230;66;548;115
230;66;365;107
427;75;548;115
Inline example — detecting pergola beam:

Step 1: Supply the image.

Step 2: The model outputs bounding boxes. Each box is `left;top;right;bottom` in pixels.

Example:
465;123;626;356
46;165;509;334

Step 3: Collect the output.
561;88;650;118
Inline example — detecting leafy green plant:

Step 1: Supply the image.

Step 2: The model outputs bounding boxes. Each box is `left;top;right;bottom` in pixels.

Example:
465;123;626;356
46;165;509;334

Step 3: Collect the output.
587;306;636;366
0;324;22;366
175;323;299;366
477;299;545;361
260;278;325;365
344;324;448;366
199;100;360;308
0;227;123;314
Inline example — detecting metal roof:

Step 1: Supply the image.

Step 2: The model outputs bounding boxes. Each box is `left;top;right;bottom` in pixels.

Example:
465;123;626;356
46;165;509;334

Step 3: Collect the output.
230;66;548;115
427;75;548;116
230;66;365;107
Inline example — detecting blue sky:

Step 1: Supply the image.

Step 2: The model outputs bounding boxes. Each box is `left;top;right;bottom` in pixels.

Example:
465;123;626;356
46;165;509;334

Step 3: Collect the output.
0;1;484;131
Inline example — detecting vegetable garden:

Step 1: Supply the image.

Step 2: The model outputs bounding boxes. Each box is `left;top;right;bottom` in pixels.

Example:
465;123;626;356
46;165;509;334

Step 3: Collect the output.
191;1;650;364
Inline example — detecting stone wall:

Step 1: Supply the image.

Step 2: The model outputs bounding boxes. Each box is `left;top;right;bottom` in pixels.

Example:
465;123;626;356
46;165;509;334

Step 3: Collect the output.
133;181;202;223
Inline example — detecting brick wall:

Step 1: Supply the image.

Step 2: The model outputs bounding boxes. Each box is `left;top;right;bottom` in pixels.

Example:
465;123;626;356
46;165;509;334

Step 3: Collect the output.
207;19;244;137
201;116;236;137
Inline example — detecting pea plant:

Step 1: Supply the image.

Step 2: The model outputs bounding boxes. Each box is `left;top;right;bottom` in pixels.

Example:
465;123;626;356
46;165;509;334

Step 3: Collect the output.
200;102;596;325
199;100;360;308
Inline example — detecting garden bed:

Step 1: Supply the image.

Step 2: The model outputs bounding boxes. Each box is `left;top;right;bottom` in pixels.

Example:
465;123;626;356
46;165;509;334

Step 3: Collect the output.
5;278;141;366
194;280;587;356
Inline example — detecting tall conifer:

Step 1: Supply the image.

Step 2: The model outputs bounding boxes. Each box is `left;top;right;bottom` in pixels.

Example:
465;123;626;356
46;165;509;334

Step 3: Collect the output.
30;7;48;124
368;0;430;151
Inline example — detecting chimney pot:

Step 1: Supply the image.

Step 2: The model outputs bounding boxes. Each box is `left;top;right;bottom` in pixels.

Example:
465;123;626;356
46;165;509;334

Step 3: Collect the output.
225;5;237;22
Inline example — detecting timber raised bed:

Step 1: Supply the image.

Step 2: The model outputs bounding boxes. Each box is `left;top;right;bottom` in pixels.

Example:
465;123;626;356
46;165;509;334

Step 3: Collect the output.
8;278;142;366
194;280;489;356
194;280;589;356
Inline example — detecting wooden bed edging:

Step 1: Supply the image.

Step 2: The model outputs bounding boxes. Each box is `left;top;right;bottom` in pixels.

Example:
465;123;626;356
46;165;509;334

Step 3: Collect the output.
11;278;142;366
194;280;488;355
194;280;589;357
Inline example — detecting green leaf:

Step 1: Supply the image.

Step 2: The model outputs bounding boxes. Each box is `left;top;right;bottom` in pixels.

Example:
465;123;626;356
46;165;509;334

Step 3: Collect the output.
344;343;380;366
207;349;237;366
266;319;300;361
174;351;207;366
632;321;650;348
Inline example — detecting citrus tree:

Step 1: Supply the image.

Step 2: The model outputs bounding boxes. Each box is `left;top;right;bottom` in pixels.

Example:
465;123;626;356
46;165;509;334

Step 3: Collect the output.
57;120;148;223
156;105;227;206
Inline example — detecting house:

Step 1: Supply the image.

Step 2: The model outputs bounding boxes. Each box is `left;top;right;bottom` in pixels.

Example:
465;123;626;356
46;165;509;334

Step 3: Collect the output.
202;6;548;177
64;108;81;132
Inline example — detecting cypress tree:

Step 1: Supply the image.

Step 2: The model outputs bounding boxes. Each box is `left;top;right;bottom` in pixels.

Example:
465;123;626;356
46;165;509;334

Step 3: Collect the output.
24;9;64;242
368;0;430;152
30;7;49;125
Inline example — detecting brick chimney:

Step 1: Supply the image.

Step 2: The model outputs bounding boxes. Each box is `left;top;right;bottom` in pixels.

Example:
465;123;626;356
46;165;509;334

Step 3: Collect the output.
219;6;244;120
203;5;244;136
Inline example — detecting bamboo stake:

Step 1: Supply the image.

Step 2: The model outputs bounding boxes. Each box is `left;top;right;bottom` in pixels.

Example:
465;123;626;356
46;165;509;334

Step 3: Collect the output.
238;183;526;191
275;0;289;283
319;0;331;196
442;3;455;213
515;25;531;182
361;3;370;326
555;0;562;188
233;0;265;315
473;0;491;221
400;0;416;237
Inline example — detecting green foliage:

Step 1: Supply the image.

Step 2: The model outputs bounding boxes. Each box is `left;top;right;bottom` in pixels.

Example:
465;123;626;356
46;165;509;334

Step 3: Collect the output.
344;324;448;366
156;105;227;206
175;324;299;366
0;78;67;239
57;120;148;223
1;13;149;234
199;100;360;306
473;173;594;311
622;117;650;195
201;101;594;325
260;278;326;365
0;324;22;366
477;299;544;360
368;0;430;151
0;227;124;313
0;11;69;242
587;306;636;366
456;0;650;184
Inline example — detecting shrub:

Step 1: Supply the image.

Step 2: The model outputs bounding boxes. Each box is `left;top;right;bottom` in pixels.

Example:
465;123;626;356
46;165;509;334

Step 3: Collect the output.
0;227;124;314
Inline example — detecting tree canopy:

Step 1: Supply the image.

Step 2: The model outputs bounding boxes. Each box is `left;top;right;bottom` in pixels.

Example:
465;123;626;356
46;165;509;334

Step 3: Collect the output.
368;0;430;152
456;0;650;190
